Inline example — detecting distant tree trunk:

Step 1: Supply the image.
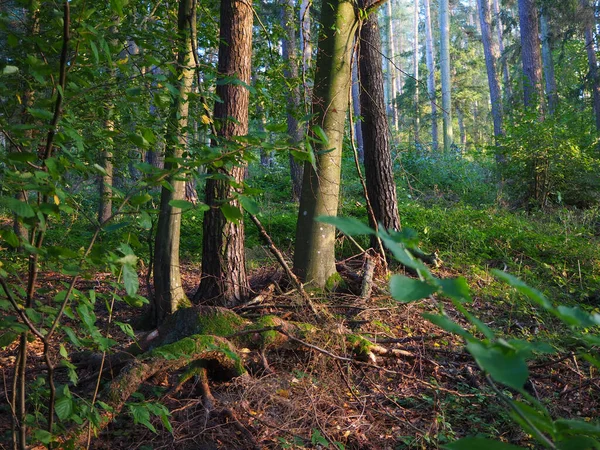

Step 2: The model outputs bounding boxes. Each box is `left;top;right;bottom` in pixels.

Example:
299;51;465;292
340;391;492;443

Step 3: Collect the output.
424;0;439;151
196;0;253;305
518;0;543;109
440;0;454;151
493;0;512;101
352;57;365;161
413;0;420;143
152;0;196;324
385;1;399;130
477;0;504;146
281;0;304;201
540;13;557;115
293;0;356;287
299;0;312;108
581;0;600;132
359;6;401;239
457;107;466;147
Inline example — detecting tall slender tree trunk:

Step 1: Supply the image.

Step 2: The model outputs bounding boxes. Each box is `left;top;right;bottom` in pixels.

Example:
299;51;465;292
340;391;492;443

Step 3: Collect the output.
352;57;365;161
359;5;401;239
477;0;504;145
414;0;420;142
440;0;454;151
582;0;600;132
540;13;557;115
493;0;512;101
293;0;356;287
457;107;466;147
299;0;312;108
518;0;544;109
385;1;399;129
424;0;438;151
153;0;197;324
196;0;253;305
281;0;304;201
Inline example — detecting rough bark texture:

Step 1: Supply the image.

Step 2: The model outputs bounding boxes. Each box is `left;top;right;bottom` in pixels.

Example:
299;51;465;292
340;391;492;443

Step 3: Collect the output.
518;0;543;109
581;0;600;132
440;0;454;151
281;0;304;201
152;0;196;324
299;0;312;107
477;0;504;142
293;0;356;287
197;0;252;306
540;13;557;115
352;57;365;161
359;7;401;237
423;0;438;151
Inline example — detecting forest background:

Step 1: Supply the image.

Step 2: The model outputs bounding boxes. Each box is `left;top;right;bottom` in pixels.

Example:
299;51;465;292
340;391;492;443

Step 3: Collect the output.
1;0;600;448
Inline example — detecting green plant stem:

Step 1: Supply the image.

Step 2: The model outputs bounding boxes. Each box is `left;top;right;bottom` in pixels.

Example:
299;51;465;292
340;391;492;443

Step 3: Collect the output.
485;375;557;449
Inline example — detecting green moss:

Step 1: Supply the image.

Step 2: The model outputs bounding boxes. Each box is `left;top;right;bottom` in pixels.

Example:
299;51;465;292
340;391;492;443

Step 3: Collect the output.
325;271;344;291
347;334;373;360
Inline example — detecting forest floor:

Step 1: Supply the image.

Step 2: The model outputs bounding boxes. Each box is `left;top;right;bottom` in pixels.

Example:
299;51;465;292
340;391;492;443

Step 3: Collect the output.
1;249;598;450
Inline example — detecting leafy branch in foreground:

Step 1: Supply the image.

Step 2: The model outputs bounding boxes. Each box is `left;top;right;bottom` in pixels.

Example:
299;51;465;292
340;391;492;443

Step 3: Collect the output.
319;215;600;450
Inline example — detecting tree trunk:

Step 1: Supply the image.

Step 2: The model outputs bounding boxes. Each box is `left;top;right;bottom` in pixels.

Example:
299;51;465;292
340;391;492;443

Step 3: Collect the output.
581;0;600;132
477;0;504;145
153;0;196;324
352;56;365;162
359;6;401;238
540;13;557;115
424;0;439;151
293;0;356;287
440;0;454;151
299;0;312;108
518;0;543;109
281;0;304;201
457;107;466;147
196;0;253;306
493;0;512;102
385;1;399;130
414;0;420;143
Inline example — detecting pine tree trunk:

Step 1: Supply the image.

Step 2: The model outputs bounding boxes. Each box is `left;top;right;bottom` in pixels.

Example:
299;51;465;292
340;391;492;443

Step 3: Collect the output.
359;6;401;238
540;13;557;115
582;0;600;132
477;0;504;144
414;0;420;143
518;0;543;109
493;0;512;102
424;0;438;151
440;0;454;151
196;0;253;306
281;0;304;201
299;0;312;108
152;0;197;324
352;57;365;162
293;0;356;287
384;1;398;130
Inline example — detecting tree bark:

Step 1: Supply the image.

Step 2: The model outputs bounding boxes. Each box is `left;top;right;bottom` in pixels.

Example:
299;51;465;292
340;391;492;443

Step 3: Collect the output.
384;1;399;130
477;0;504;144
359;6;402;238
352;56;365;162
540;13;557;115
281;0;304;201
152;0;196;324
414;0;420;142
518;0;543;109
440;0;454;151
493;0;512;102
293;0;356;287
423;0;439;151
581;0;600;132
196;0;253;306
299;0;312;108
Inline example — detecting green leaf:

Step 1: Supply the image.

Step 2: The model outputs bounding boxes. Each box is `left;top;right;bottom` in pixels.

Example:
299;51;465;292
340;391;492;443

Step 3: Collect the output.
311;429;329;447
122;264;139;297
130;193;152;206
221;204;243;223
466;341;529;390
239;195;259;215
7;152;37;162
2;65;19;75
423;313;474;341
443;437;527;449
129;403;157;433
1;229;20;248
555;306;599;327
33;429;52;445
555;419;600;437
556;436;600;450
90;41;99;64
28;107;53;121
316;216;375;236
126;87;142;97
437;277;472;303
168;199;194;211
390;275;437;302
492;270;553;310
1;197;35;218
0;331;18;349
55;394;74;421
128;133;150;148
138;211;152;230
